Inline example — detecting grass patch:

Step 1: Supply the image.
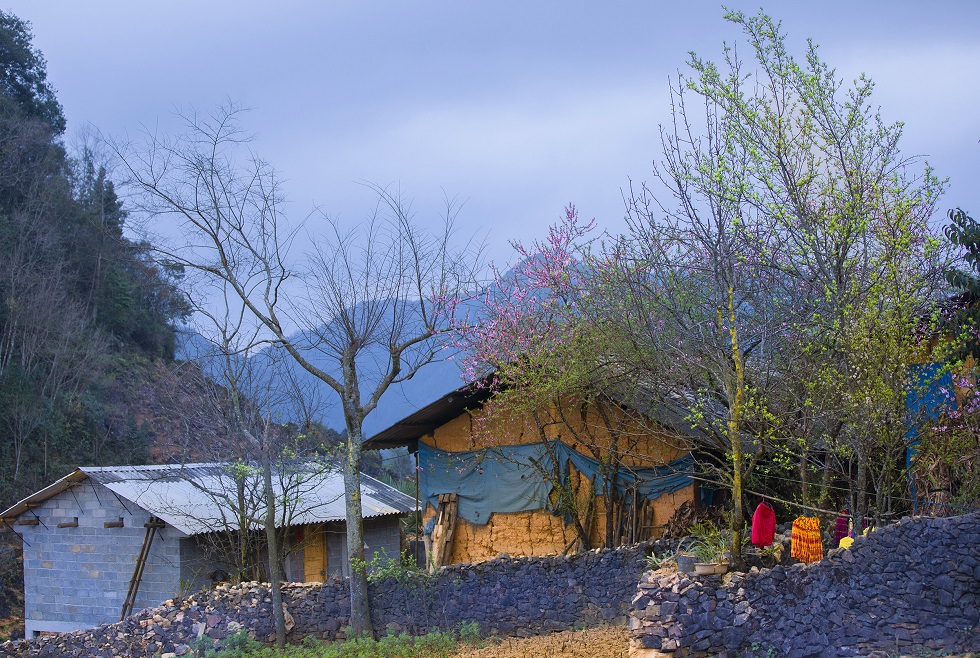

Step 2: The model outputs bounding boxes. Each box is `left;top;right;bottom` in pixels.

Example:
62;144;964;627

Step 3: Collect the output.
198;622;485;658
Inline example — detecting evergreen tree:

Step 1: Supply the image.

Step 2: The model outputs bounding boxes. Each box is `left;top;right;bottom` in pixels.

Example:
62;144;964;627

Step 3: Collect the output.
0;10;65;133
0;9;189;507
942;208;980;361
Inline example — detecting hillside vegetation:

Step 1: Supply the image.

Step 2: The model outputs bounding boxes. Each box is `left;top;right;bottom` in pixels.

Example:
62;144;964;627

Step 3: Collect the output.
0;11;189;510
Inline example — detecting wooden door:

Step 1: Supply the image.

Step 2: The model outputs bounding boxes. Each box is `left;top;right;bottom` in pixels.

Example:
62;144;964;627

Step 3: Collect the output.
303;524;327;582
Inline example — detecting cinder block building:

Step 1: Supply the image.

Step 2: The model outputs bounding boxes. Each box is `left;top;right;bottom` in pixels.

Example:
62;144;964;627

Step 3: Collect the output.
1;463;413;636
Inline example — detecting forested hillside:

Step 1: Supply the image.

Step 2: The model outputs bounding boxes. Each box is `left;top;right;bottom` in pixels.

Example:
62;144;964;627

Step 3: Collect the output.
0;11;189;509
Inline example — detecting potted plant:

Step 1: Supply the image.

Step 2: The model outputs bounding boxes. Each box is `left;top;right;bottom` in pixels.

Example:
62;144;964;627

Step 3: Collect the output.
689;521;731;575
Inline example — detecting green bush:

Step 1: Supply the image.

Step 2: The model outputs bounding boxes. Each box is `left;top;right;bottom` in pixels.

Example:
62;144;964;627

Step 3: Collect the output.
204;622;485;658
350;548;428;585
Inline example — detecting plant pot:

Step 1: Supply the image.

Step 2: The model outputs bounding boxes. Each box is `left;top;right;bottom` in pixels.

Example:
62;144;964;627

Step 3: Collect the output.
694;562;717;575
713;562;729;575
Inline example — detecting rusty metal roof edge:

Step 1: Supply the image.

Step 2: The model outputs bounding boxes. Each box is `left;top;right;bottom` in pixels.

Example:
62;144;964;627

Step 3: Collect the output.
0;469;89;521
363;377;494;450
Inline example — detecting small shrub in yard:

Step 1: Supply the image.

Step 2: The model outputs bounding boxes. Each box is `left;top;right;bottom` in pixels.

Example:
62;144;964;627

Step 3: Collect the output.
205;622;485;658
350;548;429;586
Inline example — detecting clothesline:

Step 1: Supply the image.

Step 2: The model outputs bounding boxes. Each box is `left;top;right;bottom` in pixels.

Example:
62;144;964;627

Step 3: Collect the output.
742;470;980;513
690;476;848;517
691;473;980;514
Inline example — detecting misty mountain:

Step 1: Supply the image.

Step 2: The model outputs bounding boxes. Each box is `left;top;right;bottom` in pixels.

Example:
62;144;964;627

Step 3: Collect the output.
175;316;468;439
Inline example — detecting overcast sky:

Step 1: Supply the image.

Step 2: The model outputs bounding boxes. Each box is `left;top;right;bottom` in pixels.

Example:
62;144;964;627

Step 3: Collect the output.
7;1;980;268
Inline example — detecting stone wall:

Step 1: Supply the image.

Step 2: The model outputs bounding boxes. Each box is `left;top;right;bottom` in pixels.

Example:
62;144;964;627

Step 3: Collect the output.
2;542;653;657
14;480;184;635
629;513;980;658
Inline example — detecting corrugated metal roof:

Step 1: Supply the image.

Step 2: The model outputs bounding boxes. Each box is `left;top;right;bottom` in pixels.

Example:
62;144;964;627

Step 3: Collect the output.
1;462;415;536
0;469;88;523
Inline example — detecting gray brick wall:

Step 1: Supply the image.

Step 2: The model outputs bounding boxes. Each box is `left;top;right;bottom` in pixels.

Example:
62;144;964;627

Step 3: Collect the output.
15;481;183;636
325;516;402;578
15;481;404;635
179;535;223;594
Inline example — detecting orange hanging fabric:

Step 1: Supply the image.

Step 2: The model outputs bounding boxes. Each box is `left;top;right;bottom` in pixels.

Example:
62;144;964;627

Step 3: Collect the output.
791;516;823;563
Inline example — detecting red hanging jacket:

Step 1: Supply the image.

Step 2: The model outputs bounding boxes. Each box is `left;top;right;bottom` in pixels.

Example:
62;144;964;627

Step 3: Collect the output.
751;501;776;547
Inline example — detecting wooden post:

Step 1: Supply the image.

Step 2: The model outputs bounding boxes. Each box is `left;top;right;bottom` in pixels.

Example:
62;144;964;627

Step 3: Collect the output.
120;517;166;620
430;493;459;568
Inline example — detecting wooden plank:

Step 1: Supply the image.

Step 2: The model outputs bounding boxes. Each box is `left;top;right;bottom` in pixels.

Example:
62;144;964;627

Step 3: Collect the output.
430;493;459;568
441;495;458;566
121;518;159;620
57;519;78;528
104;519;124;528
17;519;39;526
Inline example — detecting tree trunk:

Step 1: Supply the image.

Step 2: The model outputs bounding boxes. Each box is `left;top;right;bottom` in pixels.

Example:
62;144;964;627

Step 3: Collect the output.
817;452;832;508
262;452;286;648
855;446;868;534
799;451;809;507
237;477;249;582
604;468;617;548
727;289;746;562
344;418;372;636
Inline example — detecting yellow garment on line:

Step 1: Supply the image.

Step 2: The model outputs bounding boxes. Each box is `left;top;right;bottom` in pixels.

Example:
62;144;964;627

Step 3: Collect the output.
838;536;854;549
791;516;823;563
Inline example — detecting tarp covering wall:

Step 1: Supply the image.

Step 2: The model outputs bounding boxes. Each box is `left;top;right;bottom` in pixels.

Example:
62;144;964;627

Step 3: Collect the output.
905;362;959;511
419;441;694;525
906;362;958;440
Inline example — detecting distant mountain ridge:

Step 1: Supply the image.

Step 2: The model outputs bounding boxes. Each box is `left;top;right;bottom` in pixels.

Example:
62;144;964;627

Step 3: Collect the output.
175;324;468;439
173;266;532;439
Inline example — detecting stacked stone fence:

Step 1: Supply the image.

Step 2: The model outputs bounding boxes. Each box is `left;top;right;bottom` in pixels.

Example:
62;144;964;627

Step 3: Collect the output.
2;543;652;657
629;513;980;658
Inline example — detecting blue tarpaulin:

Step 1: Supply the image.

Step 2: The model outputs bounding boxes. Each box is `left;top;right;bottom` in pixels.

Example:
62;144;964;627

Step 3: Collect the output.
905;362;958;512
418;440;694;525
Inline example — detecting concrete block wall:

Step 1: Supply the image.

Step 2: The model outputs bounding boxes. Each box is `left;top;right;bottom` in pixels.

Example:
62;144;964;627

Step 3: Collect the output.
178;535;231;594
15;481;183;635
365;516;402;564
325;516;402;578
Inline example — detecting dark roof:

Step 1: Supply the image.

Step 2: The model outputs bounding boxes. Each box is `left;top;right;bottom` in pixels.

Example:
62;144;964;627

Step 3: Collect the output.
363;380;493;450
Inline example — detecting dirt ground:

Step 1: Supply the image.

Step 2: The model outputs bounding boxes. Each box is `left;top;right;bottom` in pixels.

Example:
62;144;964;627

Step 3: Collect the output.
450;627;980;658
453;625;629;658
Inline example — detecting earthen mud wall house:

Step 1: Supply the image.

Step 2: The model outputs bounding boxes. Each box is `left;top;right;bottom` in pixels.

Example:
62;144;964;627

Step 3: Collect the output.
365;383;699;565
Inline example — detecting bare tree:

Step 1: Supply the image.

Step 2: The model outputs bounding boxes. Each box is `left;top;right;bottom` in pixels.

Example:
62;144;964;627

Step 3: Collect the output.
114;104;481;634
161;268;340;647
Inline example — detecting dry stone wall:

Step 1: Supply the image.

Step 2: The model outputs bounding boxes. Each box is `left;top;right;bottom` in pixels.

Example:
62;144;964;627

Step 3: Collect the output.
1;543;652;657
629;513;980;658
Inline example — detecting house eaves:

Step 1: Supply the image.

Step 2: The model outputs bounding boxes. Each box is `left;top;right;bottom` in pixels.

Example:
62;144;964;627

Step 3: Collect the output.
363;381;493;451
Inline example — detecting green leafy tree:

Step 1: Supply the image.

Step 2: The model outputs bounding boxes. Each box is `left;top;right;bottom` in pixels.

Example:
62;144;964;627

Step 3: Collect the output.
0;11;189;508
941;208;980;361
910;208;980;512
591;9;948;554
0;10;65;133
